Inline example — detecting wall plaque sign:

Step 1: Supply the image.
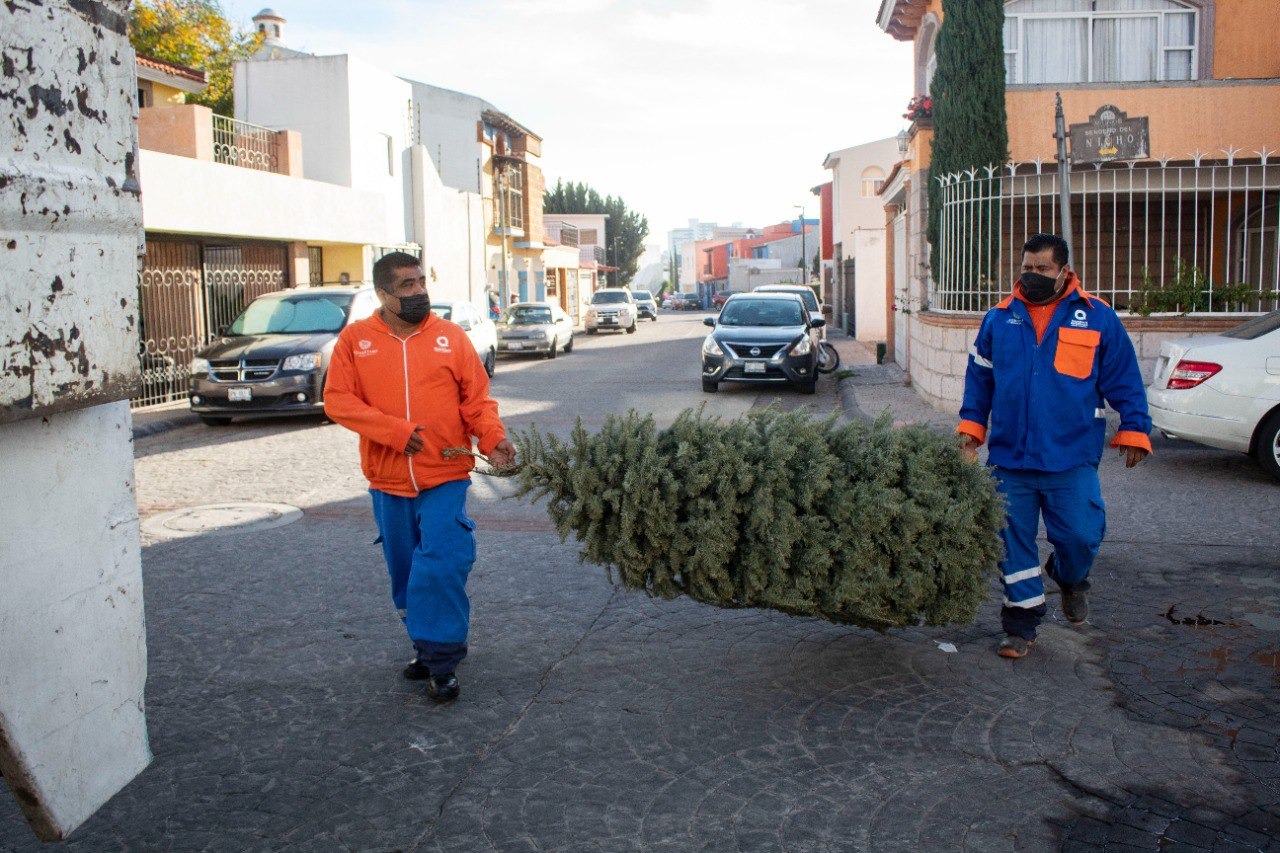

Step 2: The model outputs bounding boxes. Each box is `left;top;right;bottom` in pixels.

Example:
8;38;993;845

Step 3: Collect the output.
1069;104;1151;164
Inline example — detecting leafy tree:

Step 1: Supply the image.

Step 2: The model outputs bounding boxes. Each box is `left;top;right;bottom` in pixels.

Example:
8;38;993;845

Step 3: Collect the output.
129;0;263;116
927;0;1009;284
544;180;650;287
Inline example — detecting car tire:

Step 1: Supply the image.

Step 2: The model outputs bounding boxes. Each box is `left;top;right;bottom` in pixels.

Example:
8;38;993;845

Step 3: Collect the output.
199;415;232;426
797;378;817;395
586;328;597;335
484;348;496;377
563;334;574;353
545;339;558;360
702;378;718;393
1254;409;1280;482
626;324;637;334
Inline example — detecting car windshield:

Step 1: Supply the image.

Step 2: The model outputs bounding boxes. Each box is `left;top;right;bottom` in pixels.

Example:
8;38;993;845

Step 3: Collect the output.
633;291;652;300
593;291;630;304
503;306;552;325
759;287;819;313
718;299;805;327
227;294;352;335
1220;310;1280;340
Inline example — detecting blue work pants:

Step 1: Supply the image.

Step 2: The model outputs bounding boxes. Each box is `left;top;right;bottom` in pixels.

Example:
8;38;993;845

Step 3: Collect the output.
370;479;476;674
993;464;1106;639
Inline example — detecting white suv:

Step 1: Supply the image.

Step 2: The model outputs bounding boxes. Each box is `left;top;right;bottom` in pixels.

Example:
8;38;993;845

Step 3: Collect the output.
585;288;638;334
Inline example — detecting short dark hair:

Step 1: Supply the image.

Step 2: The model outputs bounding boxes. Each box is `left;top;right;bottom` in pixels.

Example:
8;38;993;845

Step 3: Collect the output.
372;251;422;291
1023;233;1069;267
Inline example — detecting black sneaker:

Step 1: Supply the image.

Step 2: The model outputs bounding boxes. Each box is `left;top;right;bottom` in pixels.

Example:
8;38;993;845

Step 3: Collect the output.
1062;586;1089;626
426;672;460;702
403;657;431;680
997;635;1034;659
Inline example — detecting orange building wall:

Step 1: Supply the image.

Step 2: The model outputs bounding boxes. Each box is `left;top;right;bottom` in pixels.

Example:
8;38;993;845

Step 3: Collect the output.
1214;0;1280;80
1006;85;1280;162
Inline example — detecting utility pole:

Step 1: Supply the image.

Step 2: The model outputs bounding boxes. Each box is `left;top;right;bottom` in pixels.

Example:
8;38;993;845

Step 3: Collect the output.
795;204;807;284
1054;93;1074;258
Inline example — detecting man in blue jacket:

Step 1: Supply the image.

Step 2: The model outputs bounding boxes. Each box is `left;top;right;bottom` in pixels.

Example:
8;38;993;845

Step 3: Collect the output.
958;233;1151;659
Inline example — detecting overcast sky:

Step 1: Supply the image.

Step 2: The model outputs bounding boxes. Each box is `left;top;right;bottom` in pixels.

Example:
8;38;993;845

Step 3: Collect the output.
225;1;913;248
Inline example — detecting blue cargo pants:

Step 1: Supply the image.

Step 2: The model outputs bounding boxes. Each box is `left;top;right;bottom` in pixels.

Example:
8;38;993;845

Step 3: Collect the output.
993;463;1106;640
370;479;476;675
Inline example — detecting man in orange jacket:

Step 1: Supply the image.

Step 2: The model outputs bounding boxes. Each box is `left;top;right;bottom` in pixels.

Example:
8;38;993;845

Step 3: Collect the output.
325;252;515;702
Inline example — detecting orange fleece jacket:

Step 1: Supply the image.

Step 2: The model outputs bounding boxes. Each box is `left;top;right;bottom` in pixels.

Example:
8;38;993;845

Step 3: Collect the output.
324;311;507;496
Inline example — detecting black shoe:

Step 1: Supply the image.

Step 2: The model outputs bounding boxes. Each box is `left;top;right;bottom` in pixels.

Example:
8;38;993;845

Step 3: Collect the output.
426;672;459;702
1062;587;1089;626
403;657;431;680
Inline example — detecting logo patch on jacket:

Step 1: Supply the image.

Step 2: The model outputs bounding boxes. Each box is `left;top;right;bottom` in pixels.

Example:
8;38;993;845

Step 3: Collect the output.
1006;316;1023;326
354;339;378;357
1069;308;1090;329
434;335;452;354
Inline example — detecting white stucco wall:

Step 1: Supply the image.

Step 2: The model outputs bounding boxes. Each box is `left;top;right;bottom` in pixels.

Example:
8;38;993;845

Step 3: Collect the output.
409;145;486;305
235;54;354;188
1;1;150;841
236;53;412;244
851;228;888;340
140;150;395;245
409;82;497;195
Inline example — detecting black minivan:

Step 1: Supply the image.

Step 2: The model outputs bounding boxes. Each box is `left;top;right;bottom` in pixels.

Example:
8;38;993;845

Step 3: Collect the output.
700;292;825;394
188;285;378;424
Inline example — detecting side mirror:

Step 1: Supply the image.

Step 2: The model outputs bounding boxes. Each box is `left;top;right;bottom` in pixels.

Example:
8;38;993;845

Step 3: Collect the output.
810;317;826;329
703;317;715;327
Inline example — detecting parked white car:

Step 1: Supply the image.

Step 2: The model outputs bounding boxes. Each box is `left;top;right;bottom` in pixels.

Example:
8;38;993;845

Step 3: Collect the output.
496;301;575;359
1146;310;1280;481
435;300;498;376
584;288;638;334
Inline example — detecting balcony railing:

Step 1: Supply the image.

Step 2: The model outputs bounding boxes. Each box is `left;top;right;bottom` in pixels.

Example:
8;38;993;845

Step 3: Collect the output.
212;114;279;173
580;245;605;265
544;221;579;248
935;150;1280;315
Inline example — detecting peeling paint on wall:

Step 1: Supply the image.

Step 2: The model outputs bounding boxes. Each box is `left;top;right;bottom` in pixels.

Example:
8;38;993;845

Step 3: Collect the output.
1;0;143;425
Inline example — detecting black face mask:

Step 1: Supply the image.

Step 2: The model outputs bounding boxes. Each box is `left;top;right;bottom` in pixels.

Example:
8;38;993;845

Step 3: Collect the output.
393;293;431;324
1020;271;1061;304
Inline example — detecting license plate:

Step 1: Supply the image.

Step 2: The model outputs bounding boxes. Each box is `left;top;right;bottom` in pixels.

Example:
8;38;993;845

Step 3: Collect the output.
507;342;523;350
228;386;252;401
744;362;766;374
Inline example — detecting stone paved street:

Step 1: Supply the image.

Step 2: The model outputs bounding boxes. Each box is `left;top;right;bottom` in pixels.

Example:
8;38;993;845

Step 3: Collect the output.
3;312;1279;851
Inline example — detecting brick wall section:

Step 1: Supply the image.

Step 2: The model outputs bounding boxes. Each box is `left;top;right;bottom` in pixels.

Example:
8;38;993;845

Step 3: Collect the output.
908;311;1245;412
523;163;545;244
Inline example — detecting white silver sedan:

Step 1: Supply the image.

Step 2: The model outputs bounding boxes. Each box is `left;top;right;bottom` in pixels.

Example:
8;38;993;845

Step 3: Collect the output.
1147;311;1280;481
496;302;575;359
435;300;499;377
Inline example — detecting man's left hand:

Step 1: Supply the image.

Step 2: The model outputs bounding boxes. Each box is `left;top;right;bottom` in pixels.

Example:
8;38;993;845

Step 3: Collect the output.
1121;446;1149;468
488;439;516;468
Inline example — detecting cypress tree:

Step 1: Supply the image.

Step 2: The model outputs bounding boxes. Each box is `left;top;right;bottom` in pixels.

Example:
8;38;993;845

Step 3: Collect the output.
927;0;1010;285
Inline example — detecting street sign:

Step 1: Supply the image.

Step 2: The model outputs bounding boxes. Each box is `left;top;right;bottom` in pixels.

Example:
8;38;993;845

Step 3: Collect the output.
1069;104;1151;164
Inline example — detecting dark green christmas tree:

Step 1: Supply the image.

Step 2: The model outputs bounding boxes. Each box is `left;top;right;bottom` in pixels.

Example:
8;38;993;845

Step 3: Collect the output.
927;0;1010;285
511;408;1005;630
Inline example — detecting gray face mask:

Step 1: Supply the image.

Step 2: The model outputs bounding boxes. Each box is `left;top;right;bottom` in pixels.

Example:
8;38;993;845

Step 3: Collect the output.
394;293;431;324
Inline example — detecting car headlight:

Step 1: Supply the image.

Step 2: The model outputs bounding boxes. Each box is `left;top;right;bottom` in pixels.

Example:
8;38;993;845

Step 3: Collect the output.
619;307;631;315
543;329;555;340
702;336;724;356
190;357;210;375
790;336;813;356
283;352;322;372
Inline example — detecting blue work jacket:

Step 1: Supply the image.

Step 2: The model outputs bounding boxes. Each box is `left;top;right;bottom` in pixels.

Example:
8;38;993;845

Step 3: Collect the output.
959;285;1152;473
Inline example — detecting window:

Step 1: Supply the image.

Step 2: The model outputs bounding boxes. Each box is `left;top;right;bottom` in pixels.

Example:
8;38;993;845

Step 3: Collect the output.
1004;0;1198;85
580;228;598;245
861;166;886;198
497;166;524;231
382;134;395;176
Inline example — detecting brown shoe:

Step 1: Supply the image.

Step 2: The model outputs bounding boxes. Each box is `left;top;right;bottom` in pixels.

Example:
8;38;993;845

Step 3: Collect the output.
997;635;1034;659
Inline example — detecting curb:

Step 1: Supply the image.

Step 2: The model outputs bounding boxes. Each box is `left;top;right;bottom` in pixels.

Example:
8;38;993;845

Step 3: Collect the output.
131;408;199;440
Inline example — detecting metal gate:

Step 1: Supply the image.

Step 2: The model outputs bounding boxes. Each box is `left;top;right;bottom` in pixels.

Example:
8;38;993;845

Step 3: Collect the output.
133;239;288;408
